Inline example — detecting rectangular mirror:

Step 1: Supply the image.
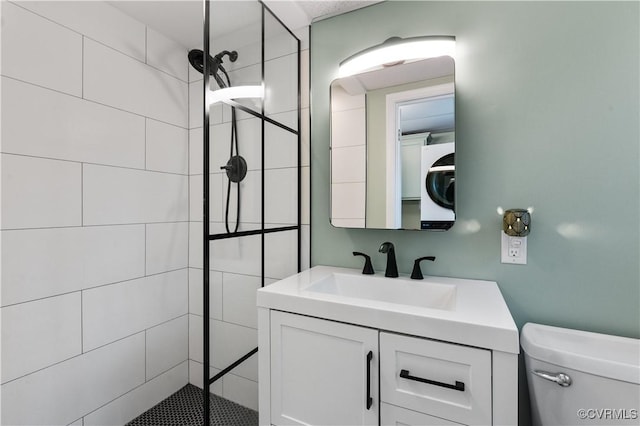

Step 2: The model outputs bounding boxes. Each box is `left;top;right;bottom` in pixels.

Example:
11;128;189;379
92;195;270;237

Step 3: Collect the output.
330;51;455;230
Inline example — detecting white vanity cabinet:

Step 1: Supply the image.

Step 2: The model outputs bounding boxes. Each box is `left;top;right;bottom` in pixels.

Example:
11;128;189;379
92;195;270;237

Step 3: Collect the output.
262;311;499;426
257;266;520;426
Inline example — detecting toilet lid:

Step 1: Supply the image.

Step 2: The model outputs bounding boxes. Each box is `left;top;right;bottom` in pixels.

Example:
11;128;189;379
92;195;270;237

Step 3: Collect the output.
521;323;640;384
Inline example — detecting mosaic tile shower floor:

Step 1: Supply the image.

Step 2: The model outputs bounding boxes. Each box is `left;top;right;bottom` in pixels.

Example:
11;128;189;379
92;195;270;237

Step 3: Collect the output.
126;384;258;426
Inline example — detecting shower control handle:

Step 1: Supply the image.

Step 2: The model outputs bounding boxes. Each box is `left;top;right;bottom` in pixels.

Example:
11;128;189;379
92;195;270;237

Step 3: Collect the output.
220;155;247;183
532;370;572;387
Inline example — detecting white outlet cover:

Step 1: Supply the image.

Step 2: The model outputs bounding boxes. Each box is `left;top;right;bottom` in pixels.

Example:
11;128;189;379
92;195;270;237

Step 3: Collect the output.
501;232;527;264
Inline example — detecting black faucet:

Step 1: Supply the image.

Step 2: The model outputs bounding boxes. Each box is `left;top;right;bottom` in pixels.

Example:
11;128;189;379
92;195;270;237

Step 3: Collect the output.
411;256;436;280
353;252;374;274
378;242;398;278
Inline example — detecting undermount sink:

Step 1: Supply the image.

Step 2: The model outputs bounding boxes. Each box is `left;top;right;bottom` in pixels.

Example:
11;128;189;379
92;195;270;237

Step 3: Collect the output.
305;272;456;310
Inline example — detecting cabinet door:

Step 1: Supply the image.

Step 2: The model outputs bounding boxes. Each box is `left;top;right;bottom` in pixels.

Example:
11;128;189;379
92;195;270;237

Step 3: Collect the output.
270;311;378;426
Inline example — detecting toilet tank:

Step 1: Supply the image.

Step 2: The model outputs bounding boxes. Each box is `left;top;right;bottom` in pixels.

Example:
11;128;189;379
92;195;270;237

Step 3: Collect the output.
521;323;640;426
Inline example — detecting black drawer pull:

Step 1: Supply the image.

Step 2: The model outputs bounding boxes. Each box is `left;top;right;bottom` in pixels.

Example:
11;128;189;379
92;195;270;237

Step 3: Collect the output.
400;369;465;392
366;351;373;409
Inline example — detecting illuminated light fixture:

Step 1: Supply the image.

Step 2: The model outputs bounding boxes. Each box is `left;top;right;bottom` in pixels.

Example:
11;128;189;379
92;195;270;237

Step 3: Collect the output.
209;85;264;105
338;36;455;78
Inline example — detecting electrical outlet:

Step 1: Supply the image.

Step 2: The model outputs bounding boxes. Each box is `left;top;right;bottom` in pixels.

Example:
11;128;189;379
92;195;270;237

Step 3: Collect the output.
501;232;527;264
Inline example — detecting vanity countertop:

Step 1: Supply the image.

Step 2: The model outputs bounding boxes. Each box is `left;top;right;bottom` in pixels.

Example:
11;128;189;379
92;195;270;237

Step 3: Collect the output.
257;265;519;353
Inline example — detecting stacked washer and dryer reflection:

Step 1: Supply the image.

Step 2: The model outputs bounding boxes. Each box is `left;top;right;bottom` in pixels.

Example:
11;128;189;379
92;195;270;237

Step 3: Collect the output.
420;141;455;229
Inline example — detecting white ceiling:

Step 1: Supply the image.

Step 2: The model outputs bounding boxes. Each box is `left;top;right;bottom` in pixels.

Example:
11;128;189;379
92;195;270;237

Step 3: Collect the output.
109;0;381;49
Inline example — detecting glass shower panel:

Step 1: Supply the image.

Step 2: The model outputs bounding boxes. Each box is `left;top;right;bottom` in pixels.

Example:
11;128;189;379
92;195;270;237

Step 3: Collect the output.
217;115;262;234
208;1;263;235
264;121;298;228
201;1;300;415
265;229;299;280
264;9;299;126
211;1;262;119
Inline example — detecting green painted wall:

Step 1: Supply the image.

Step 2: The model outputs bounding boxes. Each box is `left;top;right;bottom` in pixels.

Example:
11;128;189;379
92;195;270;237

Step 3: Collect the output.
311;2;639;420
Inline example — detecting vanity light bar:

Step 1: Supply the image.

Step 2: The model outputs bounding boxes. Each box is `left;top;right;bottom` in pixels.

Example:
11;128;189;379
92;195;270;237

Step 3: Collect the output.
210;85;264;105
338;36;455;78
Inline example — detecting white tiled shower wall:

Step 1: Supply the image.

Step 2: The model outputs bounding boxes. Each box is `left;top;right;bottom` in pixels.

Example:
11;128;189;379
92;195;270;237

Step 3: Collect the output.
1;0;310;422
1;1;190;424
330;85;366;227
186;10;311;410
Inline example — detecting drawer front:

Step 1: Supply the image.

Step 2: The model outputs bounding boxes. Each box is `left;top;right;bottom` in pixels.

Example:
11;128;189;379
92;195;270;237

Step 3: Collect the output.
381;403;464;426
380;332;491;425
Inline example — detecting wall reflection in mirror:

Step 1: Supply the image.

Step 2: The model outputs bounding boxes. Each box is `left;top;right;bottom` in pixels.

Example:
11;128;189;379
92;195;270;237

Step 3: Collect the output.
330;38;455;230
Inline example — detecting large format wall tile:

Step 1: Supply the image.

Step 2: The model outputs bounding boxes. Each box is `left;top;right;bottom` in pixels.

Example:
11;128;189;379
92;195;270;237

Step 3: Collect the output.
1;225;145;306
146;316;188;380
221;170;262;225
189;126;229;176
331;145;366;183
264;168;298;224
189;173;224;223
82;269;188;351
189;82;224;129
146;119;189;175
266;110;298;134
83;39;188;127
15;1;146;61
1;293;81;384
223;373;258;411
1;77;145;168
219;117;263;171
264;18;299;62
1;333;145;426
187;360;223;396
146;222;189;275
188;316;257;382
264;54;297;116
222;273;261;329
83;362;188;426
83;164;188;225
1;1;196;423
265;230;299;280
1;2;82;96
189;268;223;320
330;182;366;220
1;154;81;230
146;27;189;82
265;119;298;169
210;234;262;276
331;108;366;148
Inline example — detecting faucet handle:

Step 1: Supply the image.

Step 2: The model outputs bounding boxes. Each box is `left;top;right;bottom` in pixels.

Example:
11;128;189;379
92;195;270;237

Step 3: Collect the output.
353;252;374;275
411;256;436;280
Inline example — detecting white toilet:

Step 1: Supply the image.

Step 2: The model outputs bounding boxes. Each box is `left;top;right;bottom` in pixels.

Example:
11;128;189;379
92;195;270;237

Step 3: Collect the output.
521;323;640;426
